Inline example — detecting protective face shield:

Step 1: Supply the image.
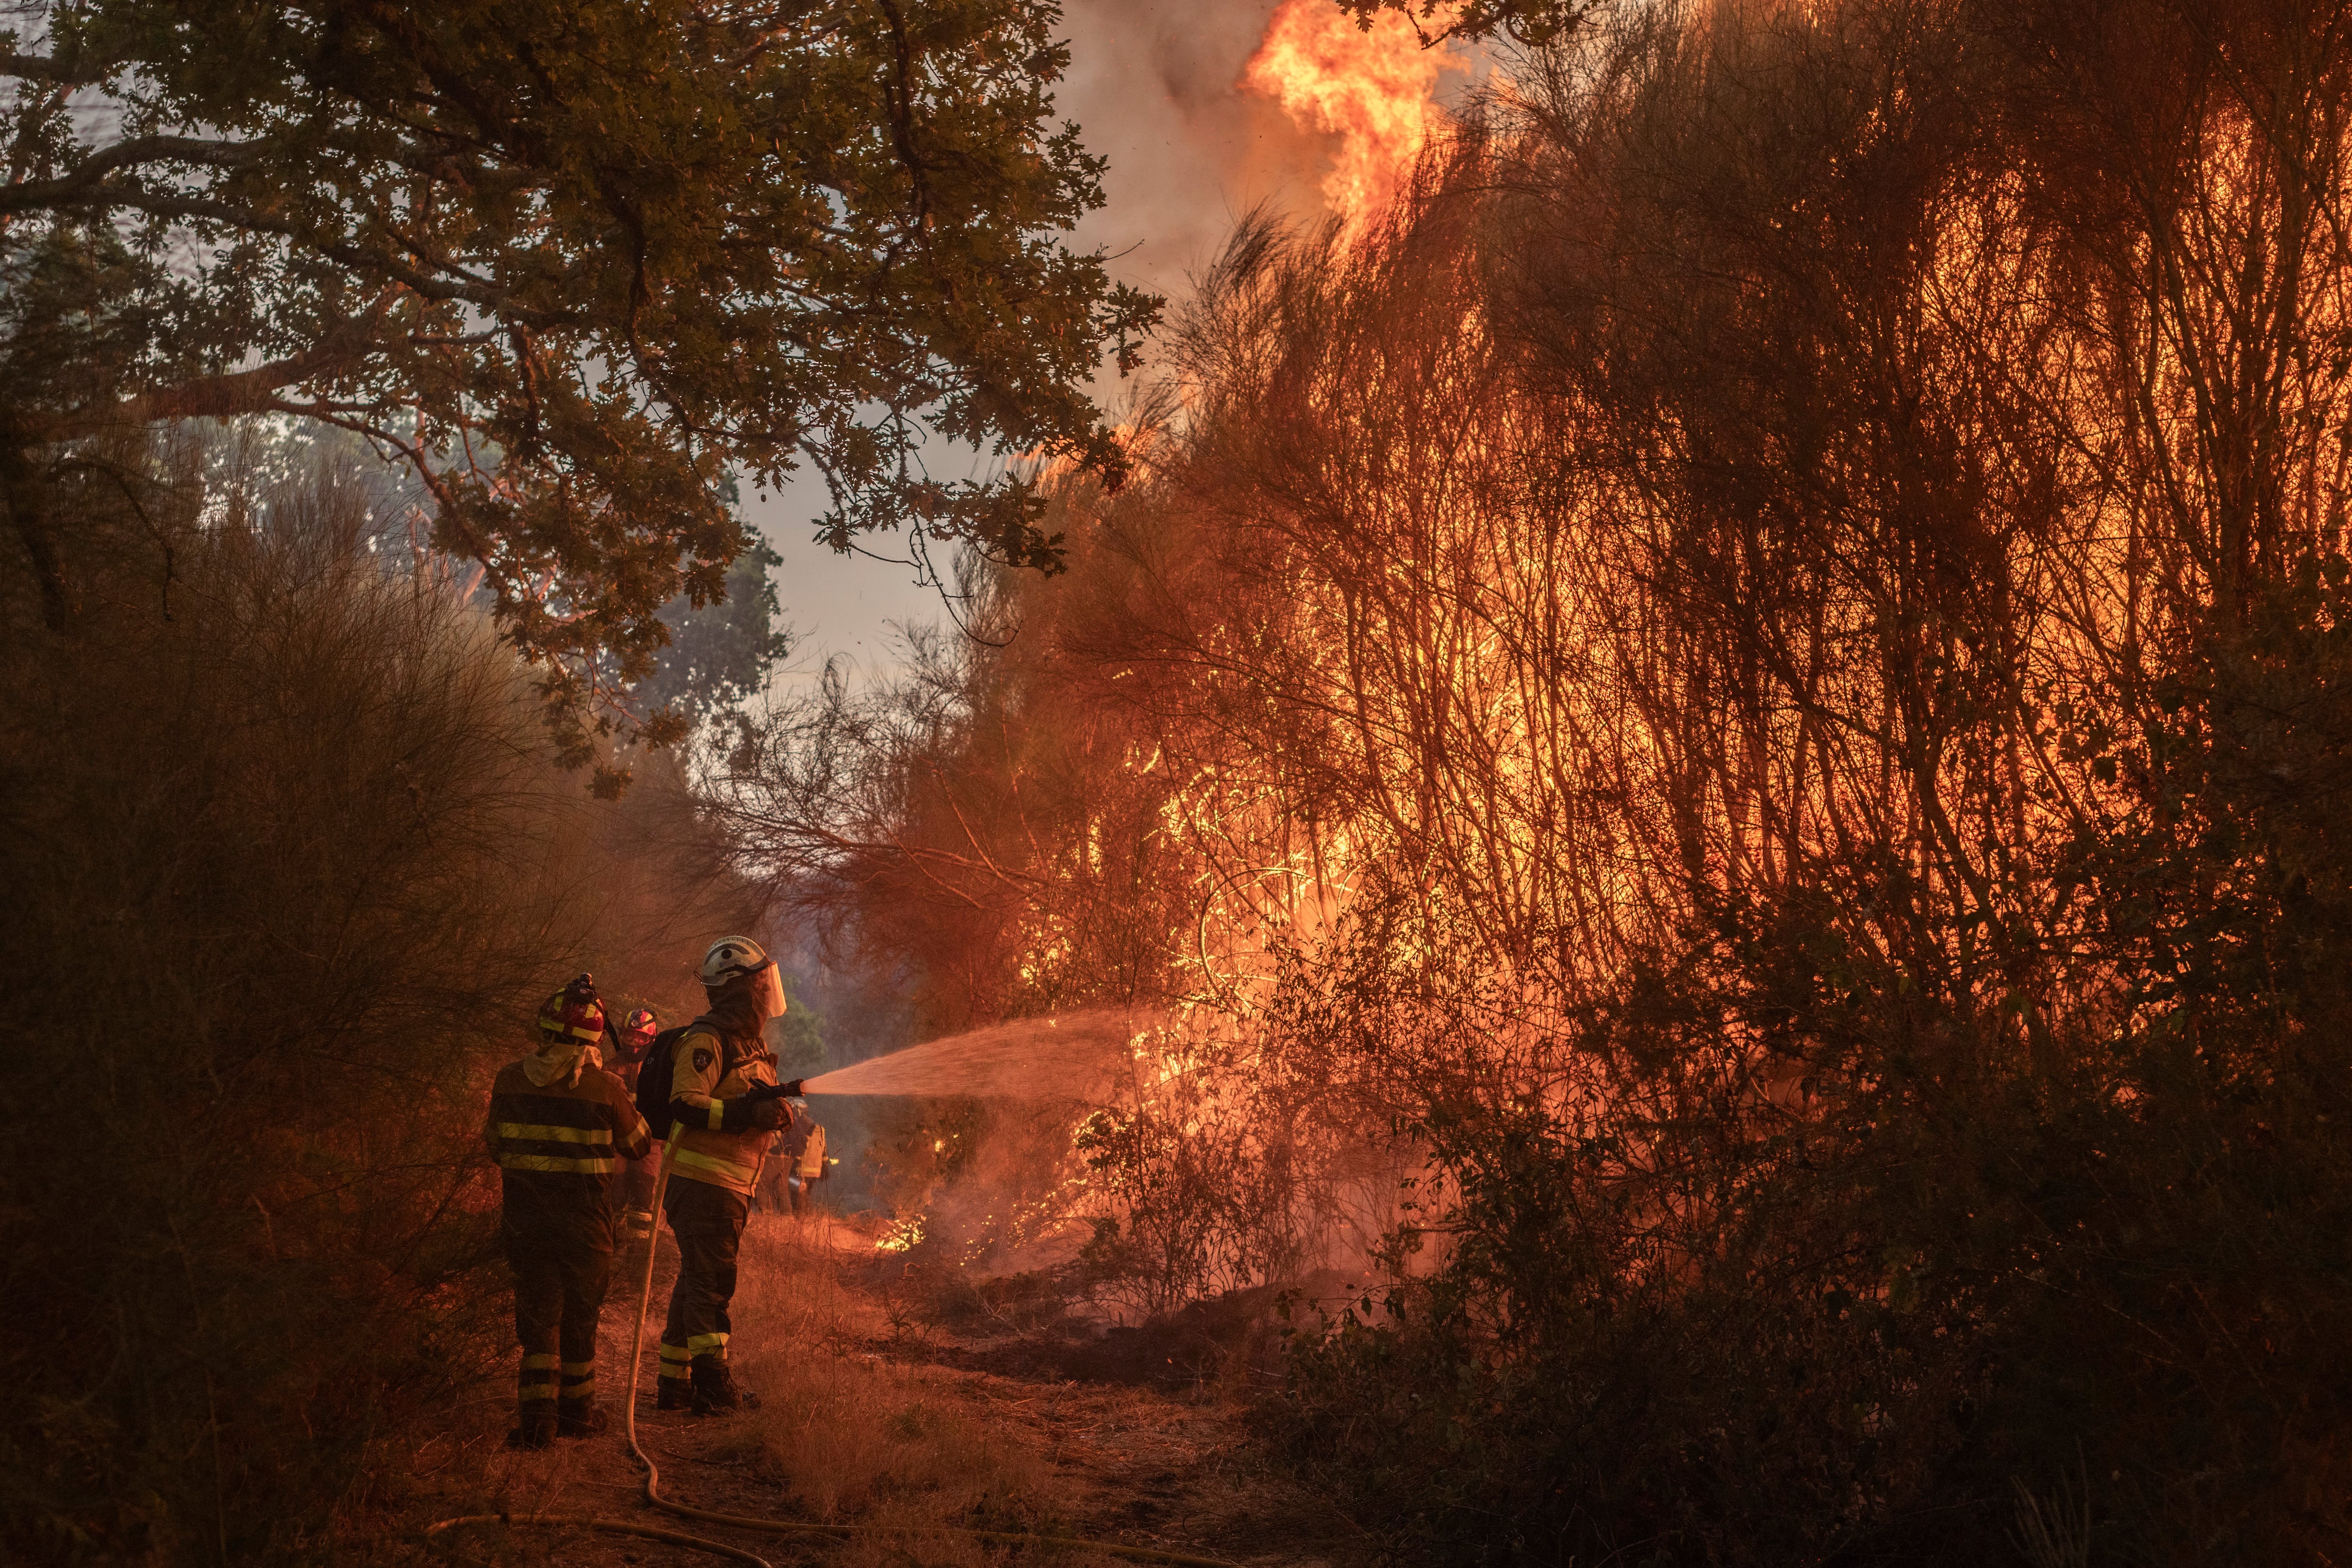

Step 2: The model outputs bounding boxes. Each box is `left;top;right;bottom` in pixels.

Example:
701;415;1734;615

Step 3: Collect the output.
747;960;788;1022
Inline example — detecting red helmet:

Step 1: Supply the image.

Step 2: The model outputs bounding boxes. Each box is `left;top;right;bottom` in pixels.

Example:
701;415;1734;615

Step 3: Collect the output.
537;974;606;1047
617;1007;658;1059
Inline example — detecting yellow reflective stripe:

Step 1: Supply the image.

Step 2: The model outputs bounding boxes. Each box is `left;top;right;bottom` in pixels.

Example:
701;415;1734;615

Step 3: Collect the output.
497;1154;618;1174
519;1387;556;1401
495;1122;614;1146
669;1146;756;1185
659;1344;690;1363
706;1101;725;1132
522;1353;559;1370
560;1361;595;1375
686;1333;729;1354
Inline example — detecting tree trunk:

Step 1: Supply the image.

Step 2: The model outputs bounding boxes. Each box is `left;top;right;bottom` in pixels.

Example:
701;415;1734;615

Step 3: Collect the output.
0;426;70;631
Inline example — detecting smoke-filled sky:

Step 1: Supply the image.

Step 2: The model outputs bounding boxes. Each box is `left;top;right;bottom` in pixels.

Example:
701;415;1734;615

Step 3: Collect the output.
747;0;1465;689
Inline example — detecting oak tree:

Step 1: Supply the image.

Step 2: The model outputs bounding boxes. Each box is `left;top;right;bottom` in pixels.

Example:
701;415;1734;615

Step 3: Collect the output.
0;0;1157;771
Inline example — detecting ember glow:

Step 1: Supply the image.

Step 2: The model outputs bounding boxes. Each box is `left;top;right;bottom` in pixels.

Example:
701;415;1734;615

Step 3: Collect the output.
1242;0;1463;230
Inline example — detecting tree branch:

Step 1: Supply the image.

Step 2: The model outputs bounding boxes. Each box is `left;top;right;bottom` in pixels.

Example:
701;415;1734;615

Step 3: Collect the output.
112;289;399;422
0;51;101;85
0;135;262;212
45;181;584;329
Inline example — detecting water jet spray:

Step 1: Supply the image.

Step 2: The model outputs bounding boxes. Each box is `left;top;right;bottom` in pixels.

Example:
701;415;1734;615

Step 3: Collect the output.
796;1008;1147;1100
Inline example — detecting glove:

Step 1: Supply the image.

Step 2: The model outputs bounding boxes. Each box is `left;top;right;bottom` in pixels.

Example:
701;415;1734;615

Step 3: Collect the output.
744;1078;806;1103
748;1097;789;1131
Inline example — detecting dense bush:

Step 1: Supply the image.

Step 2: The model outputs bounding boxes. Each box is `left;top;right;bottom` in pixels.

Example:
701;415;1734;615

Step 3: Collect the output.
0;451;751;1562
1279;722;2352;1562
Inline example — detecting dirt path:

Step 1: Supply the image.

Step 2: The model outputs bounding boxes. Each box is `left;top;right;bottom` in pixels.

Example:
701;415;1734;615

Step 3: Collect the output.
405;1210;1365;1568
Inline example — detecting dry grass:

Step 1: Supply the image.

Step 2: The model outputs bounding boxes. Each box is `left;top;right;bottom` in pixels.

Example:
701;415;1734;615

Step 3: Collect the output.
410;1200;1352;1568
725;1217;1118;1566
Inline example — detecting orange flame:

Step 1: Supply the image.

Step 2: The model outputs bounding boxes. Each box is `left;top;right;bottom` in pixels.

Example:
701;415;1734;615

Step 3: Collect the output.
1243;0;1462;231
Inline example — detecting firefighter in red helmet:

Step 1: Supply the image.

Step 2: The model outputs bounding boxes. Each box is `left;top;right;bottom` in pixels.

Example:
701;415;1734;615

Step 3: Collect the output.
483;974;652;1448
609;1007;661;1248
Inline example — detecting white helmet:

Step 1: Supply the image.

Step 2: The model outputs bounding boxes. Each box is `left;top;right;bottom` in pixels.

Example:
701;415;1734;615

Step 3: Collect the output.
700;935;771;988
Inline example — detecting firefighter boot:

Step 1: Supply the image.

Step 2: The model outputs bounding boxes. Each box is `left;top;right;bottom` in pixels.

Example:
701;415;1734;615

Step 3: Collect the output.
556;1398;608;1439
508;1352;558;1449
656;1345;695;1410
690;1357;760;1416
505;1403;557;1450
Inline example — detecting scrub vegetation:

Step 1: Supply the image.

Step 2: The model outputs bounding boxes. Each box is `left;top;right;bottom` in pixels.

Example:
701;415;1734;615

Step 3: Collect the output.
0;444;755;1560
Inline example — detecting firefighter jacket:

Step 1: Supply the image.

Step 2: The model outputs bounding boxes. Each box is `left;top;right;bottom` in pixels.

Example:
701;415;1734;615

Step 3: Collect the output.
485;1056;653;1236
665;1006;786;1195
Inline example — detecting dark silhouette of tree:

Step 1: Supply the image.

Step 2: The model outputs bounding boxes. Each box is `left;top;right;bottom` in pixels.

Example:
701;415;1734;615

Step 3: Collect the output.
641;533;793;727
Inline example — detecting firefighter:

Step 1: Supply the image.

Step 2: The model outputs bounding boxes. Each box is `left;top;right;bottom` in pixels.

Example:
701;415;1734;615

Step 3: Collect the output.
750;1101;820;1217
657;936;801;1415
781;1100;827;1218
611;1007;661;1248
484;975;652;1449
612;1007;660;1087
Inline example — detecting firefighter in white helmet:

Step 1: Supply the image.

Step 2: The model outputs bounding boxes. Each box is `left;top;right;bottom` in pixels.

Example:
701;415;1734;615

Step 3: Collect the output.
655;936;803;1413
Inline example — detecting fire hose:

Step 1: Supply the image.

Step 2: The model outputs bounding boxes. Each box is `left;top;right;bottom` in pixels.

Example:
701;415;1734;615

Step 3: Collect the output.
427;1138;1238;1568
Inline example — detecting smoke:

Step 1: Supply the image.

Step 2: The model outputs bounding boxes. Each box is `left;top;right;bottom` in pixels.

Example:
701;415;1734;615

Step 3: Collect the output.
750;0;1473;678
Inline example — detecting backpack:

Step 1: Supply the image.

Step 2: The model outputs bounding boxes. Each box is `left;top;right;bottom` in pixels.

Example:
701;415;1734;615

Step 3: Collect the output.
634;1015;723;1134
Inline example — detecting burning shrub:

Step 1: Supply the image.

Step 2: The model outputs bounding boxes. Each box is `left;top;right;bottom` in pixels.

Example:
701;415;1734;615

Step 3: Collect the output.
690;0;2352;1559
1277;820;2352;1563
1255;0;2352;1558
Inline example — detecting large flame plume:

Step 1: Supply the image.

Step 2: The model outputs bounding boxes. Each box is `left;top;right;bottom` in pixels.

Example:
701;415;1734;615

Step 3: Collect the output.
1243;0;1462;231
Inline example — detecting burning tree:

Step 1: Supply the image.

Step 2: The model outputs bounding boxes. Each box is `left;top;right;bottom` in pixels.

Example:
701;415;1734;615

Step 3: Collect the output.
725;0;2352;1560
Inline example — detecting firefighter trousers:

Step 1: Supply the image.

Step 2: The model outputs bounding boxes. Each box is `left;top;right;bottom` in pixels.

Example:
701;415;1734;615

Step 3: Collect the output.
659;1178;747;1390
505;1226;613;1416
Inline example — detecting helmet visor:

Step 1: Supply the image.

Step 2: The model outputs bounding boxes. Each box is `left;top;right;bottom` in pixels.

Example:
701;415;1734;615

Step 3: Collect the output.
749;960;788;1022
